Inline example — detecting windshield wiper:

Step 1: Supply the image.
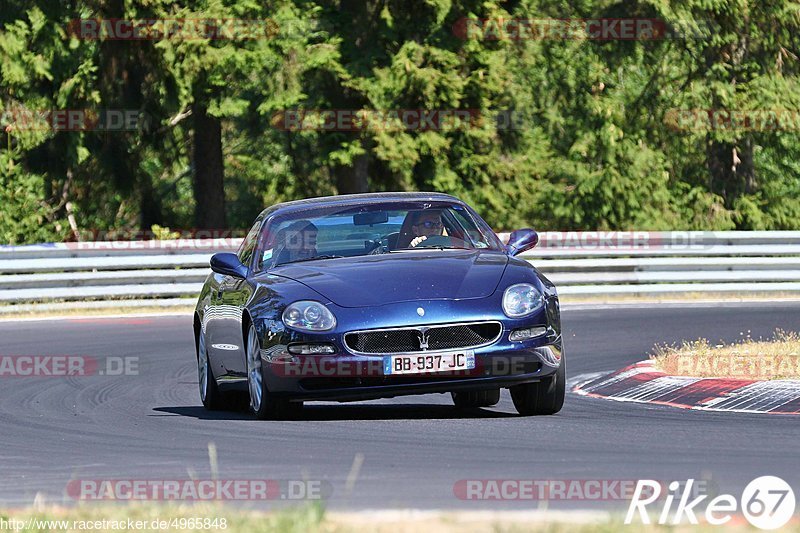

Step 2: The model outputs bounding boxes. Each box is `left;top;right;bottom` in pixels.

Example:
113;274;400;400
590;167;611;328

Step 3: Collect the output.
275;254;343;266
393;246;458;251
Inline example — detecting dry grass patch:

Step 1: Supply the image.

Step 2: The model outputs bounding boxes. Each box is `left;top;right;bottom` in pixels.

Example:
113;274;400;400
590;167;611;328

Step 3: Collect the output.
559;292;800;306
0;304;194;321
651;330;800;379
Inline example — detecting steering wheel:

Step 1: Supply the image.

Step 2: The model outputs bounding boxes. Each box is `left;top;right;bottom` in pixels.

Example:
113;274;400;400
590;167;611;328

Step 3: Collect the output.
382;232;400;250
366;239;386;255
413;235;469;248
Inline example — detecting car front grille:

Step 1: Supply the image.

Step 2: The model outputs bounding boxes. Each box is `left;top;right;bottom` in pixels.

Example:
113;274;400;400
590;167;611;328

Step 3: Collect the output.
344;321;502;354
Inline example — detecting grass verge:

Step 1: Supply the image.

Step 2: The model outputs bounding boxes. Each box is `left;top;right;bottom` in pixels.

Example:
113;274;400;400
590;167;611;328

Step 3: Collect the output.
0;304;195;320
0;504;785;532
651;330;800;379
559;291;800;306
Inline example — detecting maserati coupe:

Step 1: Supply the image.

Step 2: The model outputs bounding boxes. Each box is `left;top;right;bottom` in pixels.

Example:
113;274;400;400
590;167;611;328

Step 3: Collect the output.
194;192;564;418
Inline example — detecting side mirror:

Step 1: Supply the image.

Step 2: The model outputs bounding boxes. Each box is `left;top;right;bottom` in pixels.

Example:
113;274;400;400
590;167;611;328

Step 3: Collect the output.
506;229;538;257
210;252;248;279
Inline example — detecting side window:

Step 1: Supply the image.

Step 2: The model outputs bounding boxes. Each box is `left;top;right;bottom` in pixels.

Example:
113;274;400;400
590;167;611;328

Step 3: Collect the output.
253;220;283;272
447;209;480;247
237;219;262;269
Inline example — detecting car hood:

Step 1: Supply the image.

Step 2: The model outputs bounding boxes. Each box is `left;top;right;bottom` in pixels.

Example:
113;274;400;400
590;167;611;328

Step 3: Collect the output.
271;250;509;308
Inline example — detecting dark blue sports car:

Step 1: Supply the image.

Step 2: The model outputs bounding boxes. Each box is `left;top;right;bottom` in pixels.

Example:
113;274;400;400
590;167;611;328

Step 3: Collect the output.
194;192;564;418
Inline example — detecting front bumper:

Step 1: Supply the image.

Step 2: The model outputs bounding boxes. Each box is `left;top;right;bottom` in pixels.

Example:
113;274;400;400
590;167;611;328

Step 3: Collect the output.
262;339;562;402
255;297;563;402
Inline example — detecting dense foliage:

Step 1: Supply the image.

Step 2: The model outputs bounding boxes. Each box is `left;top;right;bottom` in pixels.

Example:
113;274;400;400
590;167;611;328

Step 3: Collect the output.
2;0;800;242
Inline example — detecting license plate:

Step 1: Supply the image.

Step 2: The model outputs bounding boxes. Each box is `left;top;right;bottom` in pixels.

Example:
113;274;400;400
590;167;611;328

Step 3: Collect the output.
383;351;475;375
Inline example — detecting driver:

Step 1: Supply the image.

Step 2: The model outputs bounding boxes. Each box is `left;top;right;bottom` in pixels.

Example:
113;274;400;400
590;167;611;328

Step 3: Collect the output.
409;210;445;247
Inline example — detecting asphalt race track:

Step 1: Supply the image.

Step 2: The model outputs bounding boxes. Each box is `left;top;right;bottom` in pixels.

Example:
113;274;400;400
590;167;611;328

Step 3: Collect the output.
1;303;799;511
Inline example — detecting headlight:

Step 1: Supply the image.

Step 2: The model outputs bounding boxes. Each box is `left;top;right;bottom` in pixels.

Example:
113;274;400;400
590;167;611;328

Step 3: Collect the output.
282;301;336;332
502;283;544;318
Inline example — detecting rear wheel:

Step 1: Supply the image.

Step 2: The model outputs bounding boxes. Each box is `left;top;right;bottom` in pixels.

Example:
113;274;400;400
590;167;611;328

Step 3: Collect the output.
198;329;225;410
246;323;302;420
509;360;565;416
451;389;501;408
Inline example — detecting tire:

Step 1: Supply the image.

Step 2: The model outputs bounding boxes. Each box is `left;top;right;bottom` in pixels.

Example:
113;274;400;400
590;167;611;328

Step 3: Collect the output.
451;389;501;408
197;328;225;410
245;322;302;420
510;359;565;416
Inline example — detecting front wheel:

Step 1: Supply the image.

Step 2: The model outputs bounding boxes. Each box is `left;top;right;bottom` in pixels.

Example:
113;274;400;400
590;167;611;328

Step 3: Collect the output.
198;328;225;410
246;323;302;420
509;360;565;416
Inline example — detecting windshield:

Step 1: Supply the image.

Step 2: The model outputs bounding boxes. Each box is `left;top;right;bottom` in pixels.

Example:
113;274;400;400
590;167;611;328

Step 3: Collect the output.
254;201;504;269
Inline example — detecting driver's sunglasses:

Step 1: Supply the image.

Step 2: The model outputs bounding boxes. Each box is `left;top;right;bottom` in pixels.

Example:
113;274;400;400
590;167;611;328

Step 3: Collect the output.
415;220;443;229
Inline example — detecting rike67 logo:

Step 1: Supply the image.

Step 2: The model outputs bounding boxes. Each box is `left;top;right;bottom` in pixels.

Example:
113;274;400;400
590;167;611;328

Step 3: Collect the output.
626;476;796;530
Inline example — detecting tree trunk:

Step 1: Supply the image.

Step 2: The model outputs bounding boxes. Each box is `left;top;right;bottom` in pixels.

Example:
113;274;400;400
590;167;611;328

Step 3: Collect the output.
706;135;755;209
703;27;755;212
192;101;227;229
334;151;369;195
140;176;163;230
328;0;376;195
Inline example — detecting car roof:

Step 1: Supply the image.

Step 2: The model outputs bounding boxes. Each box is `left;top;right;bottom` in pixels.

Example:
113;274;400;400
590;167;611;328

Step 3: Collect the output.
257;192;465;219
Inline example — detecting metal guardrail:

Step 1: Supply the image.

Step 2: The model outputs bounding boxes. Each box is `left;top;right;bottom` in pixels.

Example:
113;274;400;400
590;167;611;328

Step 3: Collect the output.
1;231;800;305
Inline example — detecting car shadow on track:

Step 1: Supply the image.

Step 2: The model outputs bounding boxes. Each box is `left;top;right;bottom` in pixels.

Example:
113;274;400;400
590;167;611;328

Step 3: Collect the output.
153;404;517;421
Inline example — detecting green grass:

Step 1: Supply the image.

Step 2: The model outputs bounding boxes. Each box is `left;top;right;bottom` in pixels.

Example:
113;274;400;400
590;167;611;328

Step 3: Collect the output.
1;505;795;532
